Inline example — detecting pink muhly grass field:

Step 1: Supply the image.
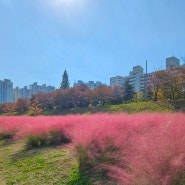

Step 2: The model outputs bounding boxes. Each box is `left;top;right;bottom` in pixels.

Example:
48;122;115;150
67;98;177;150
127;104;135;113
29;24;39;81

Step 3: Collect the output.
0;113;185;184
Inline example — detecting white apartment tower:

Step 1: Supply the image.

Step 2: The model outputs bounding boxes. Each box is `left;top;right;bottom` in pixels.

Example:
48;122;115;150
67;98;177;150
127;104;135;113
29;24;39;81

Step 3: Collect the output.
110;76;125;87
110;66;144;92
110;65;154;93
128;65;143;92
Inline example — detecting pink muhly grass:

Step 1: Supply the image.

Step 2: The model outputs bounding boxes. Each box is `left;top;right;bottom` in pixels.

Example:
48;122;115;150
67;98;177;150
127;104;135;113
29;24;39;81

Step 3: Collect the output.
67;114;135;183
1;113;185;184
67;113;185;184
14;116;76;139
130;113;185;185
0;116;28;139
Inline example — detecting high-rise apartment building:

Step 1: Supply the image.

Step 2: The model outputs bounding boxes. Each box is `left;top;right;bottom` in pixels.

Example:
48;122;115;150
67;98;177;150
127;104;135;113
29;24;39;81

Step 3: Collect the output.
110;66;147;92
110;56;182;93
110;76;125;87
0;79;13;103
13;82;56;102
166;56;180;70
110;65;152;93
0;80;4;103
74;80;103;89
128;65;144;92
29;82;38;97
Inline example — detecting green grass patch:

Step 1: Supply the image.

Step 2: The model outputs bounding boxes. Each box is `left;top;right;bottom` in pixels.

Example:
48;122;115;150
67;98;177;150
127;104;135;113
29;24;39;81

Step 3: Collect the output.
107;101;173;113
0;139;78;185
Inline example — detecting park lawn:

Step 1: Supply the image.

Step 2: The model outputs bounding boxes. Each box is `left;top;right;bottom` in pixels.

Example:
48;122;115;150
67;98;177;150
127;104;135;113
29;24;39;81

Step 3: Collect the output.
107;101;173;113
0;139;78;185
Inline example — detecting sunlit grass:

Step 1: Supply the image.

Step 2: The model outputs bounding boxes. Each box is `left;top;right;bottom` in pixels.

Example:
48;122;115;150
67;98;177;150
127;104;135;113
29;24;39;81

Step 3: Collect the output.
0;139;77;185
107;101;173;113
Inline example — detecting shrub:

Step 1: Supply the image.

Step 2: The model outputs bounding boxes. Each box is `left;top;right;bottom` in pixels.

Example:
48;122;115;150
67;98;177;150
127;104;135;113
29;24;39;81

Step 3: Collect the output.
25;134;48;148
47;130;71;145
0;132;14;140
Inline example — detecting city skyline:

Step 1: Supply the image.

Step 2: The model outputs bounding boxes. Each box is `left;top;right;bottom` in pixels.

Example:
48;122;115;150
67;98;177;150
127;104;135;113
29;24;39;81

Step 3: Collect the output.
0;0;185;88
1;55;184;103
0;55;184;89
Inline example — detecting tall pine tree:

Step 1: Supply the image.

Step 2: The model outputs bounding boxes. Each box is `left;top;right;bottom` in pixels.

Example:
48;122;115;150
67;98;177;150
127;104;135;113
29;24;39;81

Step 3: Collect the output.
122;79;135;103
60;69;70;89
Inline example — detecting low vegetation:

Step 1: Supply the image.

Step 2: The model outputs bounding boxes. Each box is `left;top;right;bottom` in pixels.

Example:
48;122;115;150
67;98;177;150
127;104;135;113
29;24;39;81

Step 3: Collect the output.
0;139;78;185
107;101;174;113
1;113;185;184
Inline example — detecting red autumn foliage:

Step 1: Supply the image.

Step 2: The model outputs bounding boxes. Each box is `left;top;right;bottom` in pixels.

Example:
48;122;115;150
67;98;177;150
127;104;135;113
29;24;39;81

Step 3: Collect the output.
0;113;185;184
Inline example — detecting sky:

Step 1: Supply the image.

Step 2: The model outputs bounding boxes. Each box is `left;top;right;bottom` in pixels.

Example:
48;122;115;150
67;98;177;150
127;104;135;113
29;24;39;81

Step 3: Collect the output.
0;0;185;88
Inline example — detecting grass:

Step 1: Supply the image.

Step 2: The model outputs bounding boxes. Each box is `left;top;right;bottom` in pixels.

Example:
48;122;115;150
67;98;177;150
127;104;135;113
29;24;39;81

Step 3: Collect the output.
107;101;173;113
0;139;78;185
42;101;175;115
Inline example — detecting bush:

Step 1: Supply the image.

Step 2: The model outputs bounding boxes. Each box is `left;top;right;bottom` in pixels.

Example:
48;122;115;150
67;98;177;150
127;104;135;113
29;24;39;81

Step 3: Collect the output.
0;132;14;140
47;130;71;145
25;134;48;148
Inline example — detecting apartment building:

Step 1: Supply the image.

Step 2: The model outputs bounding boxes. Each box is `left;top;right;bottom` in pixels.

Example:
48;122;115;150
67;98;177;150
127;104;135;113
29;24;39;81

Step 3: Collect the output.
0;79;13;103
29;82;55;97
110;76;125;87
110;65;148;93
109;56;182;93
13;86;30;102
166;56;180;70
74;80;103;89
13;82;55;102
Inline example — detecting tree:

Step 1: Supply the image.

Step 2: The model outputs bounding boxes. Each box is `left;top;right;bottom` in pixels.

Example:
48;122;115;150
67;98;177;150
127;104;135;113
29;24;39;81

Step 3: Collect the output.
122;79;135;103
154;68;183;100
111;85;123;104
14;98;29;114
91;85;112;106
60;69;70;89
149;72;161;101
29;95;43;115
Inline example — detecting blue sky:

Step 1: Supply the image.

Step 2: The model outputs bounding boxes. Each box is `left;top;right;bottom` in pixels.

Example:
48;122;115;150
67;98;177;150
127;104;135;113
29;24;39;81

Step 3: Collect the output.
0;0;185;88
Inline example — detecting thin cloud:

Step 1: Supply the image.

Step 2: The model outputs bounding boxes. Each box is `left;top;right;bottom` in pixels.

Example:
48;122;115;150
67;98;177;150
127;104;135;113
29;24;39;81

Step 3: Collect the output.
41;0;90;19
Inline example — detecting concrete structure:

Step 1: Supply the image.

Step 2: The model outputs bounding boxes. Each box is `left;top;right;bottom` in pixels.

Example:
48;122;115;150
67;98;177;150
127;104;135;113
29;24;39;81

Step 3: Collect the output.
74;80;103;89
110;56;183;93
13;83;55;102
86;81;95;89
73;80;84;87
29;82;38;97
20;86;30;100
110;65;153;93
166;56;180;70
110;66;146;92
110;76;125;87
0;79;13;103
128;66;144;92
29;82;55;98
13;86;30;102
13;87;21;102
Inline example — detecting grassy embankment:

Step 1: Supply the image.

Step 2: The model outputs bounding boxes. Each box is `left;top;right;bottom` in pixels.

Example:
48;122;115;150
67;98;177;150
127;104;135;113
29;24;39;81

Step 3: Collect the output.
43;101;174;115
